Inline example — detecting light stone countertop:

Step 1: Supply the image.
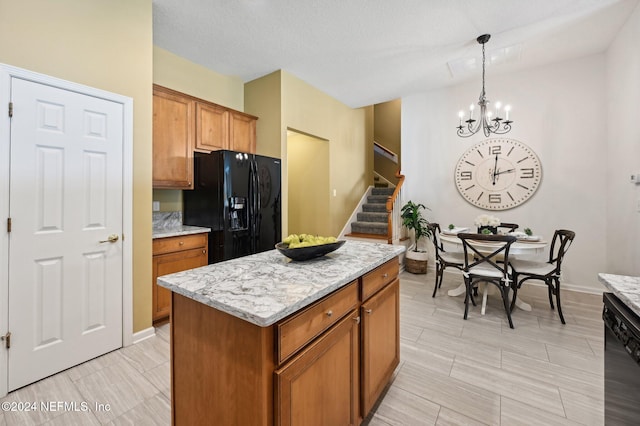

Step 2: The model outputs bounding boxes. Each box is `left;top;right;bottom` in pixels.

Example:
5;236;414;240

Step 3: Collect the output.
152;225;211;239
598;273;640;317
157;240;405;327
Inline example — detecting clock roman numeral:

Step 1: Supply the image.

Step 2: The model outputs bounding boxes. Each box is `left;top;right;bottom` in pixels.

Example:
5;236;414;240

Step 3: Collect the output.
489;145;501;155
489;193;501;204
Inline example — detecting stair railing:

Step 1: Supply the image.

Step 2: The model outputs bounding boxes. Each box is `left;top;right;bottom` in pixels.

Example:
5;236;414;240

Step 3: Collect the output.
385;170;405;244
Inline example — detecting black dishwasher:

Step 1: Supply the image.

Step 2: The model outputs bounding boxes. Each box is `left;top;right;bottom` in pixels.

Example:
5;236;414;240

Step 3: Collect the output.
603;292;640;425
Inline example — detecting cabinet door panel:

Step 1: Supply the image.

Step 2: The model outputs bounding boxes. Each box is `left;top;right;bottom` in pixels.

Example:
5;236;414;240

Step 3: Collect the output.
361;278;400;415
153;247;207;322
276;311;360;426
152;86;194;189
196;102;229;152
229;111;256;154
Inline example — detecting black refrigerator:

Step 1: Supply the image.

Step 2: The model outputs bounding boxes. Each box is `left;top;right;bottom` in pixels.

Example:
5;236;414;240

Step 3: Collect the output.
183;150;281;264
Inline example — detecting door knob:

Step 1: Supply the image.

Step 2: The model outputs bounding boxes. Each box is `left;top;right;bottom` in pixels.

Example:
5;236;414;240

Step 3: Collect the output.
99;234;119;243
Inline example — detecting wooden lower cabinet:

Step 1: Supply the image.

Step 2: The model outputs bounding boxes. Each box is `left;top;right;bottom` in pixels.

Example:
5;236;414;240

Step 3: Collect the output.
361;278;400;415
275;311;360;426
152;234;208;323
169;256;399;425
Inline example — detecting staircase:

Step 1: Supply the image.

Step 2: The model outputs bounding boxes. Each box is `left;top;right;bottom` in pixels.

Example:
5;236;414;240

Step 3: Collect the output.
348;187;395;238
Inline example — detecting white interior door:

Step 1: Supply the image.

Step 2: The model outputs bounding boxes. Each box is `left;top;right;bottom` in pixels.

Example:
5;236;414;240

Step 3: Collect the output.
7;77;124;391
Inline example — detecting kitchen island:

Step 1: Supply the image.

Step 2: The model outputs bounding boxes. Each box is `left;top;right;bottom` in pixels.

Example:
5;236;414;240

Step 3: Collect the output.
158;240;405;425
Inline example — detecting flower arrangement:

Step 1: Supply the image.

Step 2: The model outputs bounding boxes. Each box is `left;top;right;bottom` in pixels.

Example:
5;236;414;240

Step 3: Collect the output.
474;214;500;227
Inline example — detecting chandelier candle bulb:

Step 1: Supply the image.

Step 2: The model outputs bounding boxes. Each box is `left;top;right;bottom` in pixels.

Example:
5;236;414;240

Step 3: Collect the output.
458;110;464;126
505;105;511;120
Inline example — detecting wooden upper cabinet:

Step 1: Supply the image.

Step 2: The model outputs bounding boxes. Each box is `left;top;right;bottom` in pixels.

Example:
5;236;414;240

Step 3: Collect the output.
230;111;257;154
195;102;229;152
153;86;195;189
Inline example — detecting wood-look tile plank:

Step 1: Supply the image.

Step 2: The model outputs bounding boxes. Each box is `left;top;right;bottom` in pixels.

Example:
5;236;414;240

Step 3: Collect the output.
559;387;604;426
400;322;424;343
500;396;582;426
66;350;125;382
119;335;170;374
400;340;455;375
370;385;440;425
450;355;566;417
501;350;602;399
415;327;502;367
73;358;160;424
460;321;550;361
545;343;604;375
41;410;101;426
107;393;171;426
435;406;490;426
1;372;86;425
392;361;501;425
142;361;171;400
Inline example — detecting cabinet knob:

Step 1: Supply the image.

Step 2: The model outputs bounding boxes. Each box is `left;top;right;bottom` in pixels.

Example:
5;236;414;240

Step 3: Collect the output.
353;316;361;324
365;309;373;314
179;241;184;245
326;310;333;317
382;273;388;278
202;249;206;254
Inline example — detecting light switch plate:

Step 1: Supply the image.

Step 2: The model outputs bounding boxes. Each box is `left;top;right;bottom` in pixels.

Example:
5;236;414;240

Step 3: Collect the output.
152;201;160;212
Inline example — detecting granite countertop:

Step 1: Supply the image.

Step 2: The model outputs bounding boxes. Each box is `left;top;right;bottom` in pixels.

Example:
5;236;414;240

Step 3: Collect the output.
157;240;405;327
152;225;211;239
152;211;210;239
598;273;640;317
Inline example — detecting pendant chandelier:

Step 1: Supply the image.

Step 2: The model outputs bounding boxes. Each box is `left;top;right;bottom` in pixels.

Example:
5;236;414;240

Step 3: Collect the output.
456;34;512;138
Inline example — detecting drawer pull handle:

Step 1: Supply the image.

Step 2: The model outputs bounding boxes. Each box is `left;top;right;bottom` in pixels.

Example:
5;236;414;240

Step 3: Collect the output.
353;316;361;324
326;310;333;317
365;309;373;314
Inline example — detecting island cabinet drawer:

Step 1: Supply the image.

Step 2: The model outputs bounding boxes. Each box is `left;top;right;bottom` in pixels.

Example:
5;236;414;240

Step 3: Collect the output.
152;233;207;255
276;280;359;364
361;258;399;301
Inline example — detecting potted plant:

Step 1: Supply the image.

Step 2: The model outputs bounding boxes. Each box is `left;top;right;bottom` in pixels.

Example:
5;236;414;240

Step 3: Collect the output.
401;201;431;274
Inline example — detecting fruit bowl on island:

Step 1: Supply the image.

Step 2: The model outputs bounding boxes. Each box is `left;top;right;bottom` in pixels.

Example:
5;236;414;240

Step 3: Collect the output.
275;234;346;261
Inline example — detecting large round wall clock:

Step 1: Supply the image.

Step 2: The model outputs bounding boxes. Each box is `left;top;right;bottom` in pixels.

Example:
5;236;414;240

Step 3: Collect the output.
454;138;542;210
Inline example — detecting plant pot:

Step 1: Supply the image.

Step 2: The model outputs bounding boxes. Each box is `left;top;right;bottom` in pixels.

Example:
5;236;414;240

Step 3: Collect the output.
405;250;428;274
477;226;497;234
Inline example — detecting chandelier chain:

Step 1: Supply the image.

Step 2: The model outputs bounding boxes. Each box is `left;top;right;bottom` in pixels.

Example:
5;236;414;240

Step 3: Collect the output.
456;34;513;138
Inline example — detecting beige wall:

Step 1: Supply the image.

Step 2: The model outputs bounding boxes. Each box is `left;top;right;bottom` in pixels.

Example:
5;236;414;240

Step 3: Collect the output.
282;71;373;237
374;99;401;183
287;132;330;236
246;70;373;237
0;0;153;333
245;70;282;159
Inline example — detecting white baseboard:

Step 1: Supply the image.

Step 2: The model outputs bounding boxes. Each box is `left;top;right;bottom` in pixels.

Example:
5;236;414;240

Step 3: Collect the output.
131;326;156;345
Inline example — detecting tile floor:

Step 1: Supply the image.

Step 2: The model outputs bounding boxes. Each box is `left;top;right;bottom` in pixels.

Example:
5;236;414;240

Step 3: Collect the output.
0;271;604;425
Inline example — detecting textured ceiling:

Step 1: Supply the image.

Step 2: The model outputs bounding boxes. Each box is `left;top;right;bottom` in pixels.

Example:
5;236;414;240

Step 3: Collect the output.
153;0;638;108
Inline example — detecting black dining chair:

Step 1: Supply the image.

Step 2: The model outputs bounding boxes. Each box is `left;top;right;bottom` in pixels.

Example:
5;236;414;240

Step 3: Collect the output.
509;229;576;324
497;222;519;234
427;223;466;297
458;233;517;328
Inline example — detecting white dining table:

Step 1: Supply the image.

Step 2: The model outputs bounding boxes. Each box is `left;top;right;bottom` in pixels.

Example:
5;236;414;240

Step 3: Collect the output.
439;232;548;312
